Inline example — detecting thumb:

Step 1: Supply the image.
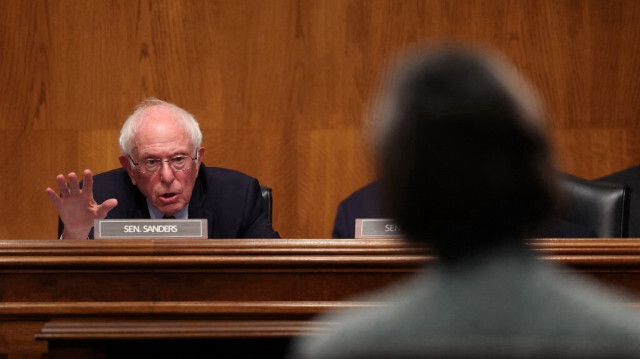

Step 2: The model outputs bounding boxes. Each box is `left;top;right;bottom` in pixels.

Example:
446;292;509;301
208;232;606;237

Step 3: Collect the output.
97;198;118;219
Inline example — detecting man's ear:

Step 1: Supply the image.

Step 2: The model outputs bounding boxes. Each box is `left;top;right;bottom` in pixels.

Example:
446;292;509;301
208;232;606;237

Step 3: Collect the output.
119;155;137;185
195;147;205;175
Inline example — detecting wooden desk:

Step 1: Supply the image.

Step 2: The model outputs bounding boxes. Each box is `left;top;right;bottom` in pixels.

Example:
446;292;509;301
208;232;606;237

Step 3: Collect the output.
2;238;640;358
0;238;427;358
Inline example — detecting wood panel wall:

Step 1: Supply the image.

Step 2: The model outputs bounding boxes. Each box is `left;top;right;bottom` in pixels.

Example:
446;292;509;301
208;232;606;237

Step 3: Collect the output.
1;0;639;239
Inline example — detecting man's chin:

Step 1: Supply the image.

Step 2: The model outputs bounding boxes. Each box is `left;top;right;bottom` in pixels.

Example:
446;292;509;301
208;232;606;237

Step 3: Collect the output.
156;203;185;216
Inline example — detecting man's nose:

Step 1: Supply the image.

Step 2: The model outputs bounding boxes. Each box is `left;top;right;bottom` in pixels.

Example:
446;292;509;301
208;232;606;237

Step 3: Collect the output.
158;161;175;183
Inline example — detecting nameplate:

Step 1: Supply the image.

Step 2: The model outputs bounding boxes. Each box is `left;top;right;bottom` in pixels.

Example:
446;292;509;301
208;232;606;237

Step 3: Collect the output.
355;218;404;238
94;219;208;239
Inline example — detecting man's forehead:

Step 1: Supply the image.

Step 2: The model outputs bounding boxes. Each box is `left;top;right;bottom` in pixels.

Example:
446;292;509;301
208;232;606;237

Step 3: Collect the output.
132;116;194;156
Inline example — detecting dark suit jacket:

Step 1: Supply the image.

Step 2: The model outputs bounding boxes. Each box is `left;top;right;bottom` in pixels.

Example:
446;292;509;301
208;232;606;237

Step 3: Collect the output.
332;182;386;238
60;163;279;239
599;165;640;237
333;181;595;239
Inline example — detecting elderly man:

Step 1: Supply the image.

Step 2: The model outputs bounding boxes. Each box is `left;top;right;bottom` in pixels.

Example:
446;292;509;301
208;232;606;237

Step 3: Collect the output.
46;99;278;239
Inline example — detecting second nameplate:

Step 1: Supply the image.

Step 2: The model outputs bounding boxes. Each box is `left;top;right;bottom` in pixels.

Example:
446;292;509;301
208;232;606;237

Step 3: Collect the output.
355;218;404;239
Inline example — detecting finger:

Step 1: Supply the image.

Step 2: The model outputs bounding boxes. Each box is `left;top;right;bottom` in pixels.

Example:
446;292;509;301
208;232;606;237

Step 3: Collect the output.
96;198;118;219
45;187;62;207
81;169;94;196
55;174;69;197
68;172;80;195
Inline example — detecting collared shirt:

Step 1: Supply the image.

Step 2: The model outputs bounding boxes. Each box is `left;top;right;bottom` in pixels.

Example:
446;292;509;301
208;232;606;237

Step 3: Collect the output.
146;199;189;219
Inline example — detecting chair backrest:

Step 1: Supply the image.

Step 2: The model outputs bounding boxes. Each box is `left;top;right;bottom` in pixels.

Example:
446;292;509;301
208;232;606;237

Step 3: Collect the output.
260;185;273;224
560;173;628;237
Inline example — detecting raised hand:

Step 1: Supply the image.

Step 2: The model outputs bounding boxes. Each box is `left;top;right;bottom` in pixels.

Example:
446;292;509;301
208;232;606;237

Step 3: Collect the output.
45;169;118;239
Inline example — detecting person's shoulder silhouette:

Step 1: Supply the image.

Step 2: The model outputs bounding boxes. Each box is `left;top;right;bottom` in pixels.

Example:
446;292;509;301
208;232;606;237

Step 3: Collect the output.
332;181;384;238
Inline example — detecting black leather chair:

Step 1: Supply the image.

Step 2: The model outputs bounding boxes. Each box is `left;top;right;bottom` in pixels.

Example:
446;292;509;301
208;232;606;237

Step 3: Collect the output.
259;185;273;224
559;173;628;238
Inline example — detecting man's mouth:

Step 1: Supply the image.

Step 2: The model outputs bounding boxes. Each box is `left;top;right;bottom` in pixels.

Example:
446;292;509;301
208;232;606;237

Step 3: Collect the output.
158;192;179;203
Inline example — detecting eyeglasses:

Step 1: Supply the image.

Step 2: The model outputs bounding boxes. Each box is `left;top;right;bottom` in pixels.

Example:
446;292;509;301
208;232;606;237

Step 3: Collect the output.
129;154;198;174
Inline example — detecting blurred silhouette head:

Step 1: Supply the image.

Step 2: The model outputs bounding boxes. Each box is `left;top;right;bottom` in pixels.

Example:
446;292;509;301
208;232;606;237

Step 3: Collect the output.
374;46;557;260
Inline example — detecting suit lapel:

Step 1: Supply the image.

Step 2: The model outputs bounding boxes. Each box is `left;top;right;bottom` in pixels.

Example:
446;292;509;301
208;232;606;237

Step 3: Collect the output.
188;163;214;237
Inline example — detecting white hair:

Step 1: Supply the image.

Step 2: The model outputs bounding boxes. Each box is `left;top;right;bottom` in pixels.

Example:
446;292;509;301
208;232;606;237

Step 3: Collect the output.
119;98;203;156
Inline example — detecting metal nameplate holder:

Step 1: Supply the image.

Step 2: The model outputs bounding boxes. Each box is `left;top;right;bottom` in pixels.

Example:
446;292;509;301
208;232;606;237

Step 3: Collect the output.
94;219;208;239
355;218;404;238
